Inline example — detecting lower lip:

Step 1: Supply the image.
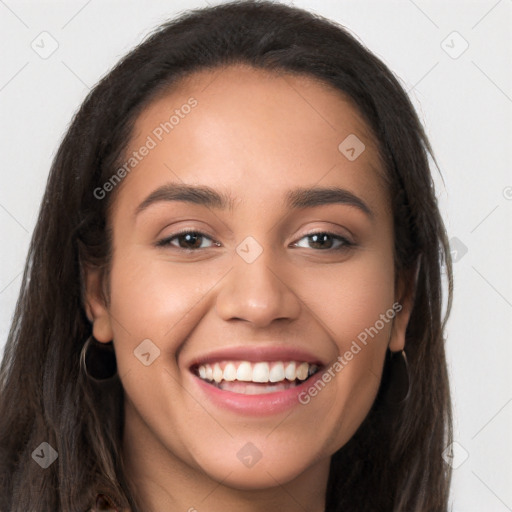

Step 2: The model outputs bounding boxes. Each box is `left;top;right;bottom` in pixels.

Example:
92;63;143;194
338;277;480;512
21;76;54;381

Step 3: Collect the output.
190;370;325;416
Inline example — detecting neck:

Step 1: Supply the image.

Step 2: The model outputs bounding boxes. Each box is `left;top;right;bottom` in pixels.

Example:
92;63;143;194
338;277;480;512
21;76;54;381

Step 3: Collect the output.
121;399;329;512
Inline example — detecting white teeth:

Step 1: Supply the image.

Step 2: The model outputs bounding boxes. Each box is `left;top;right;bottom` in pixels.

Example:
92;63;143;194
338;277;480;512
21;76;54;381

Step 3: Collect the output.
296;362;309;381
269;362;285;383
252;362;270;383
284;362;296;381
236;361;252;381
213;363;223;383
223;363;237;381
195;360;319;385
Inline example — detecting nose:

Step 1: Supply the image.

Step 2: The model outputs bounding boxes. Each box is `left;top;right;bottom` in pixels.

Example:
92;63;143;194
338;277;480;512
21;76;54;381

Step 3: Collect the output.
215;247;301;328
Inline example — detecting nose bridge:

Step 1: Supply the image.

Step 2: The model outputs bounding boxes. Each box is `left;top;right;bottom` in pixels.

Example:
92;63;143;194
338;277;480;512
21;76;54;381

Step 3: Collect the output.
215;238;301;326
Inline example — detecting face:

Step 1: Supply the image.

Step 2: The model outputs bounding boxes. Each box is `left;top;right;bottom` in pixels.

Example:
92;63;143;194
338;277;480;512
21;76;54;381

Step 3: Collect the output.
86;64;413;491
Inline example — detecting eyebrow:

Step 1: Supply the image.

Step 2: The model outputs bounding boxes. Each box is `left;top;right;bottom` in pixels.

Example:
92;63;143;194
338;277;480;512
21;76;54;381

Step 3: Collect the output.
135;183;373;218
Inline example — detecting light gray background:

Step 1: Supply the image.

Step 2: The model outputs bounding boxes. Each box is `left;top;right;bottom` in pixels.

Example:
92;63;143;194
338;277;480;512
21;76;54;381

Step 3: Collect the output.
1;0;511;510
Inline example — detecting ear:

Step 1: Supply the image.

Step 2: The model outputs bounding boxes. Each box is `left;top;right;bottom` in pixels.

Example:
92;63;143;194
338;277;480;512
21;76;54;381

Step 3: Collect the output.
83;265;113;343
388;256;421;352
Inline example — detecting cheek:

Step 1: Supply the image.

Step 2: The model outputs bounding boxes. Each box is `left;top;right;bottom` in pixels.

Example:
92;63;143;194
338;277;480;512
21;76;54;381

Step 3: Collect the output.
303;248;395;444
305;246;396;348
107;248;231;356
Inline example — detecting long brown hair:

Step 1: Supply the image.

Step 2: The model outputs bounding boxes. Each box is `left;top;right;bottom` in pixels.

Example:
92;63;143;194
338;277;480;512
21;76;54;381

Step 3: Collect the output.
0;1;453;510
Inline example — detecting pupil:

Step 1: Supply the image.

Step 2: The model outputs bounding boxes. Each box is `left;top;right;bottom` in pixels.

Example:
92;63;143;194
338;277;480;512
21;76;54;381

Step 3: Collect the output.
182;233;201;248
310;233;332;249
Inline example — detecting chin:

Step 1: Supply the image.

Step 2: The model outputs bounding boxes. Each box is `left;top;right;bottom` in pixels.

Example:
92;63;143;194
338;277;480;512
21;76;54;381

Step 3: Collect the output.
194;447;321;491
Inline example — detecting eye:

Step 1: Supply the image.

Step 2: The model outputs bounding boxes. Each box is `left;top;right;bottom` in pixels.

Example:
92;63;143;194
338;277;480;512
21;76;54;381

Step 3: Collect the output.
156;229;355;252
292;231;354;251
156;230;220;250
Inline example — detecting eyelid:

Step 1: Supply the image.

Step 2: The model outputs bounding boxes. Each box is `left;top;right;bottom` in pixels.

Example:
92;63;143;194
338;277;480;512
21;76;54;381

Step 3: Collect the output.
156;228;220;249
292;227;355;245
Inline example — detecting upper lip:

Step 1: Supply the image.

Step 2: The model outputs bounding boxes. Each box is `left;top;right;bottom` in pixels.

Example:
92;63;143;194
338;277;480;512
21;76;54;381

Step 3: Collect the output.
187;345;326;370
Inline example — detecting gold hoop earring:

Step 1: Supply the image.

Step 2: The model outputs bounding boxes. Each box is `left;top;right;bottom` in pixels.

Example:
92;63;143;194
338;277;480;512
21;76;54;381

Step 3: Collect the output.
381;349;410;406
80;336;117;382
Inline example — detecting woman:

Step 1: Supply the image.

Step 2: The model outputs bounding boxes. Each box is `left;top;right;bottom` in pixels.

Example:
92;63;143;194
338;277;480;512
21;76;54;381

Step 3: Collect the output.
0;1;453;510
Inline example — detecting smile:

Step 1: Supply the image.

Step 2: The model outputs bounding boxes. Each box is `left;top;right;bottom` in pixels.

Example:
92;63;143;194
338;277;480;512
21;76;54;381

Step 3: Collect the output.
186;345;327;415
193;360;320;394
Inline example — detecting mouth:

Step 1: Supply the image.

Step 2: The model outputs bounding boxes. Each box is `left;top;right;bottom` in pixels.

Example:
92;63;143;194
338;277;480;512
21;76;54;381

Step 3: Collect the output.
191;360;322;395
186;346;328;415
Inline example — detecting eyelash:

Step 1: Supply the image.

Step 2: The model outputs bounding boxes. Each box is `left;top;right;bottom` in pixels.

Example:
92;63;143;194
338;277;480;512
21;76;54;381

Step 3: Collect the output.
156;229;355;252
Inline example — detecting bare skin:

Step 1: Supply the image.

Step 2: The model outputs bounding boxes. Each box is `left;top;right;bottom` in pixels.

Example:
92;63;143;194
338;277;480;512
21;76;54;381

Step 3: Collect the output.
85;64;414;512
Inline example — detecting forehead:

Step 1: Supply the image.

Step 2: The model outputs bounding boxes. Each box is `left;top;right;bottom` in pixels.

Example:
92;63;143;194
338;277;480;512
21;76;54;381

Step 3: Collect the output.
112;64;389;217
139;63;381;160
